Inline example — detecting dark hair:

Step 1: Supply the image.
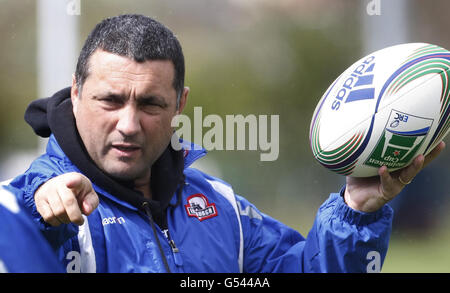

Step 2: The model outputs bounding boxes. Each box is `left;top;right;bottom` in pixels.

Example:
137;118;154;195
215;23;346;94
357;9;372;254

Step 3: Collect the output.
75;14;185;107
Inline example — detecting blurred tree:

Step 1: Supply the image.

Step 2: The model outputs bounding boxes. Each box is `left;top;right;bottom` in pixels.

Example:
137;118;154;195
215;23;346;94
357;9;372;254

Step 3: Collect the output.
0;0;37;156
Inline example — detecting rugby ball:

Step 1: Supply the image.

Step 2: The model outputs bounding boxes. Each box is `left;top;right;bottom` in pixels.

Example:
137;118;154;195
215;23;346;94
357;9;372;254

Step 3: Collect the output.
310;43;450;177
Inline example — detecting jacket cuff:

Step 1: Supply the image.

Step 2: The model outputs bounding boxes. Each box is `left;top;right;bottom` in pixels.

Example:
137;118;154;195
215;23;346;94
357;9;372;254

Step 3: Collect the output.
329;187;393;226
22;173;57;230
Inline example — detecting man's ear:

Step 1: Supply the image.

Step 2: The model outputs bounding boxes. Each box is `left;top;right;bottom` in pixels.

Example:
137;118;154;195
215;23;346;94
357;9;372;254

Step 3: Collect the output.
71;74;79;114
176;86;189;115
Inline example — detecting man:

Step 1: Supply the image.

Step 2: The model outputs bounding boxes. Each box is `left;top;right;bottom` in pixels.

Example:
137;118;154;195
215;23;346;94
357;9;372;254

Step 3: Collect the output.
9;14;445;273
0;185;63;273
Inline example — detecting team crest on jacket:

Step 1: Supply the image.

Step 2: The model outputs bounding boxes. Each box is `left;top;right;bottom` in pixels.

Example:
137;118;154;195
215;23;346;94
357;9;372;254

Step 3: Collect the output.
185;194;218;221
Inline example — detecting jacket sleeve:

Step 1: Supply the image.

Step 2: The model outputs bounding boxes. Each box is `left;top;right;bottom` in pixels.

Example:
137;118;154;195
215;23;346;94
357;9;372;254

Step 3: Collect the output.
238;189;393;273
8;154;78;251
0;185;64;273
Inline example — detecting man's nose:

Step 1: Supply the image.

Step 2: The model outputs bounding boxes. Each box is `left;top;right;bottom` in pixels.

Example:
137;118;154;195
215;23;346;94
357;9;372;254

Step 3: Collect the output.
116;105;142;137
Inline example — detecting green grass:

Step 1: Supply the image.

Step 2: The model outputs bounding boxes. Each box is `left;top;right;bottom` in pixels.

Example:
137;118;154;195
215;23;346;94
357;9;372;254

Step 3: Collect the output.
382;230;450;273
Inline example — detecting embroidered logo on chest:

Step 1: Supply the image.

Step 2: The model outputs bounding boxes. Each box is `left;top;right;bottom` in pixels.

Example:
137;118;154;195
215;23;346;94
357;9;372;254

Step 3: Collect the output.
185;194;218;221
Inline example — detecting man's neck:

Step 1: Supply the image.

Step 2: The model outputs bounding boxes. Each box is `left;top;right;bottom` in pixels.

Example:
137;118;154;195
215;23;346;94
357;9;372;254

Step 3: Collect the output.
134;171;152;200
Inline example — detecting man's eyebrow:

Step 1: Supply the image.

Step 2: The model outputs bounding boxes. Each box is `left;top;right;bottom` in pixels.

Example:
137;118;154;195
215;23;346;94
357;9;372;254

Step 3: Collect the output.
94;92;169;107
94;92;127;100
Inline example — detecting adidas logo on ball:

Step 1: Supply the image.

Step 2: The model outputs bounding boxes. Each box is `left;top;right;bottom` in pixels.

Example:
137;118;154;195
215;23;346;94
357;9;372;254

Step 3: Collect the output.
331;56;376;111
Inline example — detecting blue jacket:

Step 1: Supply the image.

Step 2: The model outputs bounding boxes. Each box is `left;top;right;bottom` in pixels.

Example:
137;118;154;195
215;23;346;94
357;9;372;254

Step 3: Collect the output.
10;87;393;273
0;185;63;273
10;135;393;273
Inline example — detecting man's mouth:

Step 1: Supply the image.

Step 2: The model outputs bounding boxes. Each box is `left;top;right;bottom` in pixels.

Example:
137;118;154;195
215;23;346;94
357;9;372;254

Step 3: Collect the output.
111;143;141;157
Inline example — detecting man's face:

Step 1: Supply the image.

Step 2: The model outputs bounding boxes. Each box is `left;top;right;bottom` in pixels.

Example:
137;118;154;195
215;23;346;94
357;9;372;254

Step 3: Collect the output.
71;49;188;183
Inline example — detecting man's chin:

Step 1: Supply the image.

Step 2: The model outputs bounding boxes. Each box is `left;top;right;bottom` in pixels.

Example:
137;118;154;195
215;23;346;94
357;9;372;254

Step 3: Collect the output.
102;164;149;183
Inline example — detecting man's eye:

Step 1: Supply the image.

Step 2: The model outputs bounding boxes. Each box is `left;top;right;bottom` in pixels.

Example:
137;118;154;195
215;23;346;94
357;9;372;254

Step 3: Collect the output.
141;103;161;113
140;100;164;109
141;102;159;108
100;97;122;105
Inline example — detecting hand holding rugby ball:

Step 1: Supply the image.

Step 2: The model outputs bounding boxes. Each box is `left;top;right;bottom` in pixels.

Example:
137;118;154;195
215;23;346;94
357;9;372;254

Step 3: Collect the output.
310;43;450;177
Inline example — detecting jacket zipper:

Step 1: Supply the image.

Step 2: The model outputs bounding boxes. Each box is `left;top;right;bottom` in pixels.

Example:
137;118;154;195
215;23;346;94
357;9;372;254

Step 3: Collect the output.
141;201;172;273
165;229;183;267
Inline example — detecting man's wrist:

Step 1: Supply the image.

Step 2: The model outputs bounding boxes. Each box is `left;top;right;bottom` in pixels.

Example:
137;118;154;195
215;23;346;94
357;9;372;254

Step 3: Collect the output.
343;187;386;213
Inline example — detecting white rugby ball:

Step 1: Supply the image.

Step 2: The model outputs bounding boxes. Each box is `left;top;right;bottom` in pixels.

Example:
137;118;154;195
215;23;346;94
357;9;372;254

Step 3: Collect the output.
310;43;450;177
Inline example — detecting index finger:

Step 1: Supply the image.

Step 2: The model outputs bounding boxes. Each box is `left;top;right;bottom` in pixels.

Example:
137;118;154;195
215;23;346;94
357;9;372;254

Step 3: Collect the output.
57;184;84;225
64;173;85;192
